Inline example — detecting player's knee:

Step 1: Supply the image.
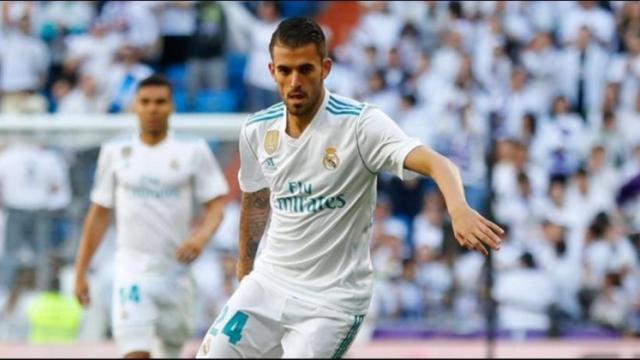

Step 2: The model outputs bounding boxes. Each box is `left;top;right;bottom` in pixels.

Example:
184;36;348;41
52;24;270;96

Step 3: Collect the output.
123;351;151;359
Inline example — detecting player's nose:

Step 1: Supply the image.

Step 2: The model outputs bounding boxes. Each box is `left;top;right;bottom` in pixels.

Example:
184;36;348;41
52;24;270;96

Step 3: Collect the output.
290;72;302;87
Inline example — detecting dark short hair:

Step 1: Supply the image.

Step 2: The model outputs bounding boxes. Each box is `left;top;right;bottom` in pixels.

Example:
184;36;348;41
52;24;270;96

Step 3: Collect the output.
269;17;328;59
137;74;173;95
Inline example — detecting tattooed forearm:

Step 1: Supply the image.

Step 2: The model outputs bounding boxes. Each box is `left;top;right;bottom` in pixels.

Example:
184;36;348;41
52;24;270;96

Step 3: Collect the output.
239;189;271;262
249;189;271;209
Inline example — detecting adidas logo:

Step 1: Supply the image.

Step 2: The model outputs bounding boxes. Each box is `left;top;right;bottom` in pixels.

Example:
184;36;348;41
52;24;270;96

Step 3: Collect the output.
263;157;277;171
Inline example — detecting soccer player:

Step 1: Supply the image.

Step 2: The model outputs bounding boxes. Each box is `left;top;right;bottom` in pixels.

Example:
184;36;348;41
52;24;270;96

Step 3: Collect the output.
74;75;229;358
196;18;503;358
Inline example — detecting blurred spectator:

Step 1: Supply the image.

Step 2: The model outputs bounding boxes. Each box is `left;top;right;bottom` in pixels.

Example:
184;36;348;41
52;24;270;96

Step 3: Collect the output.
532;175;580;229
63;19;124;92
0;4;49;114
451;248;485;333
371;194;409;271
351;1;403;60
40;1;95;36
532;220;583;335
557;26;609;120
591;271;632;331
431;29;464;86
361;69;401;122
618;93;640;148
324;51;358;99
560;1;615;48
415;246;452;321
621;143;640;183
498;67;544;139
48;77;73;113
521;32;559;114
493;252;554;336
396;94;433;148
492;225;523;272
588;110;629;166
581;212;638;320
150;1;197;71
608;31;640;113
584;144;620;198
104;43;153;113
617;2;640;52
384;47;409;92
474;16;511;97
531;96;586;176
56;74;108;114
412;191;445;253
186;1;228;107
439;103;489;213
235;1;282;111
396;23;423;75
565;167;614;229
371;194;409;319
39;1;96;91
98;1;159;57
494;170;533;240
395;257;424;320
0;140;71;292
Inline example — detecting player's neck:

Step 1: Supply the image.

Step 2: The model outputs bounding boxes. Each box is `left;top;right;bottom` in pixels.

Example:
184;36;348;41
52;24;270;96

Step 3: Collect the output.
286;88;325;139
139;130;168;146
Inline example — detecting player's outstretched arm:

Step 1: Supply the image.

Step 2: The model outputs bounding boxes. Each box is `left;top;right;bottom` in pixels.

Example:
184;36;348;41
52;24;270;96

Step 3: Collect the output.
404;146;503;255
237;188;271;280
176;196;226;263
74;203;112;306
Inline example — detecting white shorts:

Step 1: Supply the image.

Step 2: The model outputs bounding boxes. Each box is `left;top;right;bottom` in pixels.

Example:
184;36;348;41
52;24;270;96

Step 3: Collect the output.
112;269;195;357
196;273;365;358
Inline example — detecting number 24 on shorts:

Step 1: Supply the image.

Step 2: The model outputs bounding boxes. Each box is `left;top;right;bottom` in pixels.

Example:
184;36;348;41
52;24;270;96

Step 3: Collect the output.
209;305;249;345
119;284;141;304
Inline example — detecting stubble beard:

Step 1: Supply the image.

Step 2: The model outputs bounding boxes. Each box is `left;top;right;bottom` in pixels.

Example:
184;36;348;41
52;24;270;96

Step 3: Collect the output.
286;92;321;118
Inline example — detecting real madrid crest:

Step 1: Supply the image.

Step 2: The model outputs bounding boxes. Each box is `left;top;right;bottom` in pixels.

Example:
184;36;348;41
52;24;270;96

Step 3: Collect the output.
121;146;131;158
170;158;180;170
264;130;280;155
323;147;339;170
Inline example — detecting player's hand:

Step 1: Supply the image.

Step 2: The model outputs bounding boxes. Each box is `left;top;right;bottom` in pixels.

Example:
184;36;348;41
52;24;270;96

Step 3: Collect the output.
74;274;91;307
176;236;205;264
450;204;503;256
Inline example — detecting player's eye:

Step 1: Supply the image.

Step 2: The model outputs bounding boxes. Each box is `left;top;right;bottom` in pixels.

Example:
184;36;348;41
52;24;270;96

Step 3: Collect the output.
278;67;291;75
299;65;314;74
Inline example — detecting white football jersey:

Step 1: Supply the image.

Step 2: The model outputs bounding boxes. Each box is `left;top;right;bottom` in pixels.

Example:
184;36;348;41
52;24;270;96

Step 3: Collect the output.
238;89;422;314
91;132;229;274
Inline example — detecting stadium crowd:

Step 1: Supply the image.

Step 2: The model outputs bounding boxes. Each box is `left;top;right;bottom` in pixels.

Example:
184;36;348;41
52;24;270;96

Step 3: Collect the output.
0;0;639;345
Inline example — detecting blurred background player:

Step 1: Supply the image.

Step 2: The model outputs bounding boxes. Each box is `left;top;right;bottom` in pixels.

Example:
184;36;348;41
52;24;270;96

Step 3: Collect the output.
73;75;228;358
196;17;502;358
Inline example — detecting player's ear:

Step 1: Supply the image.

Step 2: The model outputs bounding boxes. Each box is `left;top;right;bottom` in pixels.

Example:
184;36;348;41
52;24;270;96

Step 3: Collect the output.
321;57;332;80
268;62;276;81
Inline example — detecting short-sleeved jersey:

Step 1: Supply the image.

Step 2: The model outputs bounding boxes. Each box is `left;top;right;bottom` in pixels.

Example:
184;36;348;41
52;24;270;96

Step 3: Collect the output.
238;89;422;314
91;132;229;274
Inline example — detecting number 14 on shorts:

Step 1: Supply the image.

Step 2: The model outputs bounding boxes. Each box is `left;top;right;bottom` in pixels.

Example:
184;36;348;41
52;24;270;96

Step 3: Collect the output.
209;305;249;345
